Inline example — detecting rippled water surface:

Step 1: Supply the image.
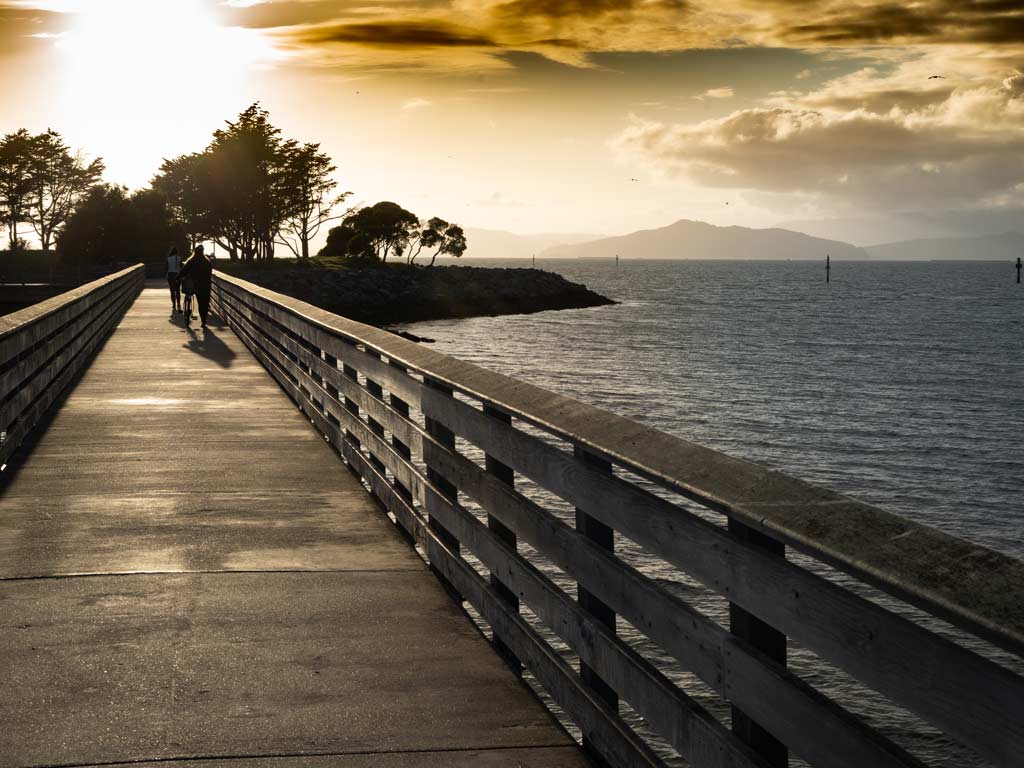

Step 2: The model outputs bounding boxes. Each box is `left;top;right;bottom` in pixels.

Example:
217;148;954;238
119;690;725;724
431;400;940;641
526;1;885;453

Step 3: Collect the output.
402;259;1024;766
408;259;1023;557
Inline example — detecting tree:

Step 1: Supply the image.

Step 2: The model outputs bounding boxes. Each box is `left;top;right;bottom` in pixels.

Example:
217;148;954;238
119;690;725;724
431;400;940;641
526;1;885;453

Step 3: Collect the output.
153;104;337;262
0;130;35;249
408;216;465;265
424;219;467;266
278;142;350;260
57;185;187;268
319;222;376;261
25;130;104;251
339;202;419;263
406;217;438;264
152;152;214;248
201;103;287;260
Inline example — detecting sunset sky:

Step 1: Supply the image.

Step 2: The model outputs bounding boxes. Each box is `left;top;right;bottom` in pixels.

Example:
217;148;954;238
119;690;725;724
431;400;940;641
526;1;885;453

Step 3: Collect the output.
2;0;1022;243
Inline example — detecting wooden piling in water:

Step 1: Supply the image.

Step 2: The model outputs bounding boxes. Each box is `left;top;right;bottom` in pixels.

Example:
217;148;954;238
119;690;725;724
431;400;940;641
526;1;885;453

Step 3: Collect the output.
826;254;831;283
1017;256;1021;284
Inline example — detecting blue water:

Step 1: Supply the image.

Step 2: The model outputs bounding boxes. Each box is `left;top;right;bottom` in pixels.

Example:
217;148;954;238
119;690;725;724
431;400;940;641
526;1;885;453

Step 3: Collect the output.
403;259;1023;766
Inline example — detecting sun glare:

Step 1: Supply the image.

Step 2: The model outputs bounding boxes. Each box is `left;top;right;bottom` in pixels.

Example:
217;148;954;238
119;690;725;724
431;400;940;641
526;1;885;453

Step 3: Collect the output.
54;0;280;187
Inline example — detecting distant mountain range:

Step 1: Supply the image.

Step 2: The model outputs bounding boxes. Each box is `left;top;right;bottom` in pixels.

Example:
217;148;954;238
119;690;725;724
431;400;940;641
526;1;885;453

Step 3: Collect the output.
864;232;1022;261
463;228;598;260
539;219;866;261
781;209;1024;247
462;218;1021;262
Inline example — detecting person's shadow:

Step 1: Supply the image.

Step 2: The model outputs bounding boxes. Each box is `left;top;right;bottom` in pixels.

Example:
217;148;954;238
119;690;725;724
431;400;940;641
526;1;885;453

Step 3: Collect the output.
169;309;227;331
183;325;237;368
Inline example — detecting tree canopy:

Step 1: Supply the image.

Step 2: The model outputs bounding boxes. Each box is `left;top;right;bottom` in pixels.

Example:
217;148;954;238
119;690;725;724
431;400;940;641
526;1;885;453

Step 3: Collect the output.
417;217;467;266
152;103;348;262
322;207;466;268
57;185;187;267
0;129;103;251
278;142;350;260
340;202;419;263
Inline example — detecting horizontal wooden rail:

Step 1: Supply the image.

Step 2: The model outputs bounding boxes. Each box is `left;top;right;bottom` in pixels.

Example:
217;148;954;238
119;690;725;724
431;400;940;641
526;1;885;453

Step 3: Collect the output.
213;271;1024;768
0;265;144;465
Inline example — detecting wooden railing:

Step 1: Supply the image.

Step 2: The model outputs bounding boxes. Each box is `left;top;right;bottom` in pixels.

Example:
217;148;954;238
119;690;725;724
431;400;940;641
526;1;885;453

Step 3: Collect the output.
0;265;143;465
214;271;1024;768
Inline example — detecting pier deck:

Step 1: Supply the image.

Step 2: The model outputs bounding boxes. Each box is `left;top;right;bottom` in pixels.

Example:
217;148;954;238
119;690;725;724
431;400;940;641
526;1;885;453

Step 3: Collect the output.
0;286;588;767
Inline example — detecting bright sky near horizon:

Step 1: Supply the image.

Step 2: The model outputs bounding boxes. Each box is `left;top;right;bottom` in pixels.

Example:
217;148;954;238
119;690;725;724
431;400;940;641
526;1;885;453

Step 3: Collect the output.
2;0;1022;239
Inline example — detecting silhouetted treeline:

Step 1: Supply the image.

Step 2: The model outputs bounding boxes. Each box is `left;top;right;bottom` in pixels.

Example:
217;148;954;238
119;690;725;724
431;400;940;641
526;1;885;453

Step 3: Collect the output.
3;104;468;268
322;202;466;266
0;129;104;251
152;103;467;266
57;186;187;268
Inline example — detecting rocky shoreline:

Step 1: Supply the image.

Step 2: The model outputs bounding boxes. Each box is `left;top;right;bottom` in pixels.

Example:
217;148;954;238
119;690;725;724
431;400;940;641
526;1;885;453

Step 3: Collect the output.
217;262;616;325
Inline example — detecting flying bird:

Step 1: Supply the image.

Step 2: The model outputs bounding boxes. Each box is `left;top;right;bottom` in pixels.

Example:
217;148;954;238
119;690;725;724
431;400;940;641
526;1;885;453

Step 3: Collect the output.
928;75;945;79
630;178;639;182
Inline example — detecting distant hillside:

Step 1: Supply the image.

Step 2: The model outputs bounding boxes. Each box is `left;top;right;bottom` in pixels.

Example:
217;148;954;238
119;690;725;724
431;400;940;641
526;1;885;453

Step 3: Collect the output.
540;219;866;261
865;232;1022;261
781;209;1024;246
464;228;599;259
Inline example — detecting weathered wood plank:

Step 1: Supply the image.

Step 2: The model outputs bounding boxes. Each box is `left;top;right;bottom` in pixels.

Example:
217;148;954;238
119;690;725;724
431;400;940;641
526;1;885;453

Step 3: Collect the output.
213;271;1024;658
421;487;768;768
728;519;788;767
573;444;619;754
1;302;127;463
423;446;924;768
0;278;136;423
336;440;667;768
420;388;1024;767
0;279;134;401
484;403;520;671
0;267;142;463
0;266;140;363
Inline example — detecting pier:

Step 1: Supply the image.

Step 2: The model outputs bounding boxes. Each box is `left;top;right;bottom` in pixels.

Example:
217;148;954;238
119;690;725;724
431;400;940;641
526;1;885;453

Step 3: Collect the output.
1;264;1022;768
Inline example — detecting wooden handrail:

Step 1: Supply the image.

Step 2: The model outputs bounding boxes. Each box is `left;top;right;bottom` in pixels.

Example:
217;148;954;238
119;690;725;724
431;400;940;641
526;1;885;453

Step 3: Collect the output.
0;265;144;465
211;271;1024;656
213;270;1024;768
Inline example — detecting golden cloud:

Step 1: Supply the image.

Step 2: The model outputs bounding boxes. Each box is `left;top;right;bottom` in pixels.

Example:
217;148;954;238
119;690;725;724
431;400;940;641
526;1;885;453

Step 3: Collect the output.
612;62;1024;208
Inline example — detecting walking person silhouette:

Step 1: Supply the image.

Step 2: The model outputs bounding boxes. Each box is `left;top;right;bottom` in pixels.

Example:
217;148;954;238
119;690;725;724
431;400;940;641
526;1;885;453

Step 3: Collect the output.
166;246;182;312
177;244;214;328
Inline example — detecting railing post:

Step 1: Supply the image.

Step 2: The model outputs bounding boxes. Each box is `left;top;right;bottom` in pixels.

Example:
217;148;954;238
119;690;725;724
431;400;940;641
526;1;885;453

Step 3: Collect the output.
483;404;521;673
386;360;415;543
340;341;361;450
729;519;788;767
304;338;324;414
424;378;461;599
363;350;387;476
322;352;341;427
574;446;618;753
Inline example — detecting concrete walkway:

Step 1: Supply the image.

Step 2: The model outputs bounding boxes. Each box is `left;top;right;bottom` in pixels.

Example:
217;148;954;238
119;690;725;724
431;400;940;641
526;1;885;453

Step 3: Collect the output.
0;286;589;768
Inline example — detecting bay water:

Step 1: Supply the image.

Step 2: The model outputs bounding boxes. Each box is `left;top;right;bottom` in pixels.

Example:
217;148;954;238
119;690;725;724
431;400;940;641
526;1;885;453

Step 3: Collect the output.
402;259;1023;766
